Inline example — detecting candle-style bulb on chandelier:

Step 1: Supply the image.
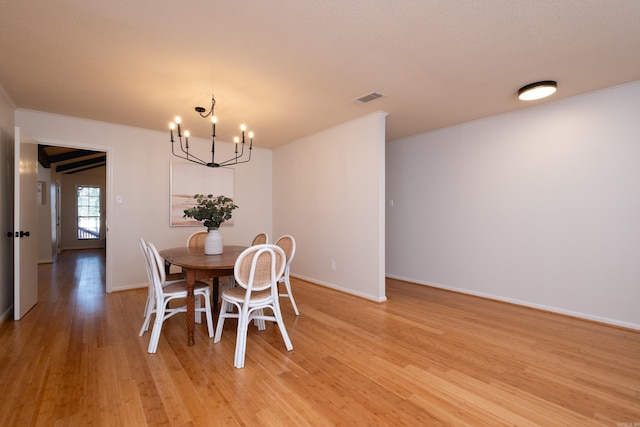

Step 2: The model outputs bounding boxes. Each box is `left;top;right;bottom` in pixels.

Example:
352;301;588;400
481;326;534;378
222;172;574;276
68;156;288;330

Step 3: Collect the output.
169;94;253;167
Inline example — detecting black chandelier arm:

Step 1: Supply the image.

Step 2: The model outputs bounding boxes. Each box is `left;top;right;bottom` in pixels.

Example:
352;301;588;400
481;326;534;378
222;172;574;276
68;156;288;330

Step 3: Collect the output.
216;147;252;167
172;137;252;168
215;134;250;166
210;132;216;167
170;148;207;167
171;138;209;166
177;136;210;165
231;128;253;159
232;138;246;158
219;155;252;167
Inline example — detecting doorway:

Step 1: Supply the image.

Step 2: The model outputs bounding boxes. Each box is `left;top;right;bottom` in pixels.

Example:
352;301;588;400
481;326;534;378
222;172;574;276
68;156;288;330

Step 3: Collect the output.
37;144;108;288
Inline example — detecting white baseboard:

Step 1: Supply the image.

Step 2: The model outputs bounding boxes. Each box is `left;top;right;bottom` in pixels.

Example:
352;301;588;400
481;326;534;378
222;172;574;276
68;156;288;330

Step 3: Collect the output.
62;245;105;251
109;282;147;293
291;274;387;303
386;274;640;331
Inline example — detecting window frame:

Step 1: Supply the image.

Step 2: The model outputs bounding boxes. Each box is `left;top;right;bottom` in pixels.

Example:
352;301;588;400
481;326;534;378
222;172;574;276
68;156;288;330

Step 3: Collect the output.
76;185;101;240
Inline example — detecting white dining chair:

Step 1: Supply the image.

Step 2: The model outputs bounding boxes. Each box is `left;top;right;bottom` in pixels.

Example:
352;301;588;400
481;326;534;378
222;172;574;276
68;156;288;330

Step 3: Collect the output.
274;235;299;315
139;241;214;353
214;244;293;368
139;237;197;320
139;237;157;319
187;231;208;248
251;232;268;245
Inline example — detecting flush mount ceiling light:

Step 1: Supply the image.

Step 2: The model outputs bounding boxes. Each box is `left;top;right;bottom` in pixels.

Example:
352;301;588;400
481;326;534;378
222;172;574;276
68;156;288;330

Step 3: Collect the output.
518;80;557;101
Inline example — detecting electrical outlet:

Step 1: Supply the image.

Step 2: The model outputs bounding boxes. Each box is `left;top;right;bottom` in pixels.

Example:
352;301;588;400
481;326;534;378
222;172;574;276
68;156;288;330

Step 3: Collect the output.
331;260;336;270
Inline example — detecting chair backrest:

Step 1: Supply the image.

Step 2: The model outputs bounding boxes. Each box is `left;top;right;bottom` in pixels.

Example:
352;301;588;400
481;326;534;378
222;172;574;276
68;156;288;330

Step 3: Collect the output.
275;235;296;270
187;231;208;248
139;238;154;286
234;244;285;293
251;232;268;245
146;241;168;285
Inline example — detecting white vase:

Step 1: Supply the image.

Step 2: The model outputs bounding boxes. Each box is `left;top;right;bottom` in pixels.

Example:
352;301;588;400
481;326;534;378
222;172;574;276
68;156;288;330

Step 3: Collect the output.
204;229;223;255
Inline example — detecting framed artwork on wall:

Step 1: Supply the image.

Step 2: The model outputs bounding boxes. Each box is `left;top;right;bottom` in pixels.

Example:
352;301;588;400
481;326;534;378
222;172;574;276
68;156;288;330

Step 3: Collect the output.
170;162;235;226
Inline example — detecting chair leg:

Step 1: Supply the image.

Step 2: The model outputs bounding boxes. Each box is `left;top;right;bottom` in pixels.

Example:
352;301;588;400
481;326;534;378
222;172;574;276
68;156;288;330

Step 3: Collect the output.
254;308;266;330
140;292;155;336
203;292;214;338
195;295;202;324
273;304;293;351
234;308;250;369
214;300;229;343
139;308;154;337
143;293;154;317
148;302;166;353
282;276;300;315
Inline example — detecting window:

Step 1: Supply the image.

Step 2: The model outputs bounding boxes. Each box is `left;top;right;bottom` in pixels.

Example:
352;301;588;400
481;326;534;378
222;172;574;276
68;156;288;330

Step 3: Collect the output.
77;185;101;240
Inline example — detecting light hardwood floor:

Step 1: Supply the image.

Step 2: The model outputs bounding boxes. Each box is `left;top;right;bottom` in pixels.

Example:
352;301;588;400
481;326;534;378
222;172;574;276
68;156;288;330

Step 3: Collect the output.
1;249;639;426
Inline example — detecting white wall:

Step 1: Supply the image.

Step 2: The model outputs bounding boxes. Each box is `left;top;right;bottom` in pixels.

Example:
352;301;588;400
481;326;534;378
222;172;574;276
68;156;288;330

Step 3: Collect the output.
273;111;387;301
0;86;15;322
16;110;273;292
386;82;640;329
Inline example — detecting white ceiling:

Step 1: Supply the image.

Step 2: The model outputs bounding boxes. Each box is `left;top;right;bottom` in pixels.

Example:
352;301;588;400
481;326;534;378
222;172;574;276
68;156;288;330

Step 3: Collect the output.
1;0;639;149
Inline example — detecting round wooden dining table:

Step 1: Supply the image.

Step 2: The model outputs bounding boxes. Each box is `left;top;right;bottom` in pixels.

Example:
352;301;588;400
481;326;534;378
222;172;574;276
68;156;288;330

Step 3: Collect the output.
159;245;247;346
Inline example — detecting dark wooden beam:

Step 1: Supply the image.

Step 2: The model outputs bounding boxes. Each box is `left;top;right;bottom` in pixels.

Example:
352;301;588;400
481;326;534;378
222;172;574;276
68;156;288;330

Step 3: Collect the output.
38;145;105;169
65;163;107;174
48;149;101;163
38;145;51;168
56;155;107;172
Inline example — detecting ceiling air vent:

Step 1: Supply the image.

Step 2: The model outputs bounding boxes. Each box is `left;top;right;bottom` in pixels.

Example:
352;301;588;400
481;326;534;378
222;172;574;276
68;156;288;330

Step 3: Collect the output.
354;92;384;104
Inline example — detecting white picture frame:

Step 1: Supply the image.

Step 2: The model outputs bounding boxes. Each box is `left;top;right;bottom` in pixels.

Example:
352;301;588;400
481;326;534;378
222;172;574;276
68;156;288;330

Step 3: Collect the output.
170;162;235;227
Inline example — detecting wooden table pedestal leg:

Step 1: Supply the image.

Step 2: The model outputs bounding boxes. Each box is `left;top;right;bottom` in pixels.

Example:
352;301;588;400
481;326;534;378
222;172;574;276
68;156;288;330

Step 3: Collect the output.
184;268;196;346
213;277;219;314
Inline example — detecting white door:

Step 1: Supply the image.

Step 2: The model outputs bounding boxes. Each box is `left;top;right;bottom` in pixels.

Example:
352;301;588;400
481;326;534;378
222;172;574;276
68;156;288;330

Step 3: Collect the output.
14;127;38;320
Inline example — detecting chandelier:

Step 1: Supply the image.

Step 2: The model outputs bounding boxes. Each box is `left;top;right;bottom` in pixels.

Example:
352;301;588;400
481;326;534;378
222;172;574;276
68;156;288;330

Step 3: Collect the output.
169;95;253;167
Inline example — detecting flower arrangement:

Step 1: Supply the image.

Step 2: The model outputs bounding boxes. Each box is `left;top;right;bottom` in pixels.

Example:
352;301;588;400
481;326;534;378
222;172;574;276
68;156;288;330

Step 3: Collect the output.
182;194;238;230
